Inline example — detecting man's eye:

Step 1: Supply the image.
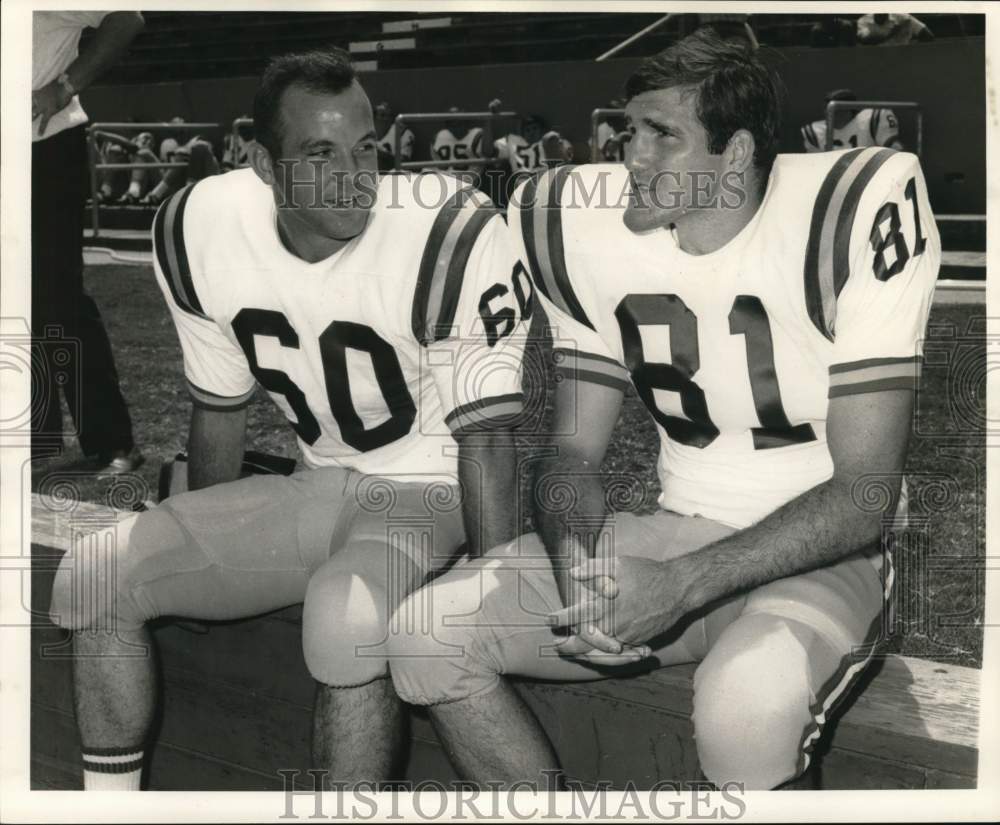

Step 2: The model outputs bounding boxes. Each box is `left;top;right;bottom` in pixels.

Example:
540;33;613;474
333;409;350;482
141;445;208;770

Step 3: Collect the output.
357;142;376;154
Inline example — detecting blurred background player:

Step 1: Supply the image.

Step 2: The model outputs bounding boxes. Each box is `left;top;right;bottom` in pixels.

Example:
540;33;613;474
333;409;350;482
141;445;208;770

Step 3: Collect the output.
93;129;158;203
857;13;934;45
801;88;903;152
431;105;485;176
222;115;254;171
489;112;573;175
31;10;144;471
374;101;415;171
141;116;221;205
592;98;627;162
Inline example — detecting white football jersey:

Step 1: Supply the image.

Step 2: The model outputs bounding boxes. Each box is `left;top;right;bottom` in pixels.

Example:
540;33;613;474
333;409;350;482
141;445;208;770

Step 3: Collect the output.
152;169;529;479
802;108;900;152
432;127;485;171
509;151;939;527
495;133;574;174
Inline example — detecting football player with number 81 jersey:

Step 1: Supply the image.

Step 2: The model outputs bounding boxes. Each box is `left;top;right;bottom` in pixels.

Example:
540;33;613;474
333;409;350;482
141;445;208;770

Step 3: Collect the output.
49;48;529;790
387;29;940;790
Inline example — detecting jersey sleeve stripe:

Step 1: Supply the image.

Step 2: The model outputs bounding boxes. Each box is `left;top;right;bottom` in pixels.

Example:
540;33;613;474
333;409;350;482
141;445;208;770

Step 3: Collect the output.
436;202;500;338
804;147;881;341
552;348;630;390
870;109;881;142
534;166;595;330
444;393;525;433
829;360;919;385
412;187;485;344
830;148;896;302
517;173;551;301
828;375;917;398
154;184;208;320
829;354;920;374
187;380;256;411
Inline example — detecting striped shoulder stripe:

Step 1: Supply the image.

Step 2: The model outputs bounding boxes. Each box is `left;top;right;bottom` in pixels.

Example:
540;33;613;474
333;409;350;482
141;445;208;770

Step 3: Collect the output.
412;187;499;345
803;147;897;341
153;183;208;320
519;166;594;330
552;348;630;393
828;355;920;398
444;393;525;434
803;122;818;149
870;109;881;141
187;379;257;411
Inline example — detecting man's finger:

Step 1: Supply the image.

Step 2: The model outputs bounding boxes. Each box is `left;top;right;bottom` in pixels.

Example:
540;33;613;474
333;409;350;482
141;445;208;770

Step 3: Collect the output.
547;597;605;629
569;558;614;582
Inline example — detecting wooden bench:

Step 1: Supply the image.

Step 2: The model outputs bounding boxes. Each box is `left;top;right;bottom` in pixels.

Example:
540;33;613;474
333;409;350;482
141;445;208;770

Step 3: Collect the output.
29;496;979;790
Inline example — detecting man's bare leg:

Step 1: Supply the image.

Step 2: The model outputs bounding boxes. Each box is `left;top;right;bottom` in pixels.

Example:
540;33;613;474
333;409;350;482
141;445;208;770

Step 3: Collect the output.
313;679;403;786
72;627;156;789
427;680;563;789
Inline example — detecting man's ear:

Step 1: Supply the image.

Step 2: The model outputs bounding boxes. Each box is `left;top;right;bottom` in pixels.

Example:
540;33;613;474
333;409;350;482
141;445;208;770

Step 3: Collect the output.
725;129;756;175
248;141;277;186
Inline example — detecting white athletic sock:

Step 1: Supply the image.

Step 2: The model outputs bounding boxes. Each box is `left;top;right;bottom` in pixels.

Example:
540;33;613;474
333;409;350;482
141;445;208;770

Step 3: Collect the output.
127;180;142;198
82;747;144;790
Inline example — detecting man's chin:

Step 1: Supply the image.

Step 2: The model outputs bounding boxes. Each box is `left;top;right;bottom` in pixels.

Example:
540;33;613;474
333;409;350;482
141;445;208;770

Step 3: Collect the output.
623;204;671;235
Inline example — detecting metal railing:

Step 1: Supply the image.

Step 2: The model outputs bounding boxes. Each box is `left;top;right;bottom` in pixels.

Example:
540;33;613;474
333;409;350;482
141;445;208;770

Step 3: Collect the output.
824;100;923;156
590;108;625;163
86;121;221;238
228;117;254;169
393;109;518;172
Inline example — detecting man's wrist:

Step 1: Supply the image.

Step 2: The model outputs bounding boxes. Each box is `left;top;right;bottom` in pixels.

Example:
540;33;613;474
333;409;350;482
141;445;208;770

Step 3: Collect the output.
668;548;717;615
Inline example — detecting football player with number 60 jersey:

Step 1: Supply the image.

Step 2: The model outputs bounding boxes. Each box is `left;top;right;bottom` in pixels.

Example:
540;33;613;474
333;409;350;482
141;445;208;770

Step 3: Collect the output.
49;47;528;791
387;29;940;791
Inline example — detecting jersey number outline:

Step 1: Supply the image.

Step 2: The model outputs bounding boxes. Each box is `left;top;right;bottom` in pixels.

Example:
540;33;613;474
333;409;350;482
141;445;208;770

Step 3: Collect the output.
614;294;817;450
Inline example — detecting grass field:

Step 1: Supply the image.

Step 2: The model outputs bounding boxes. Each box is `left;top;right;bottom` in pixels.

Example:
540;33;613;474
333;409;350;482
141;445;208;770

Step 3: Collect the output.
30;264;987;667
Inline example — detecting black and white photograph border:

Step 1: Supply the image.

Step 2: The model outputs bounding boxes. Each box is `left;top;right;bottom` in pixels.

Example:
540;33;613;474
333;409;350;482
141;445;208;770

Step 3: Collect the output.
1;0;997;821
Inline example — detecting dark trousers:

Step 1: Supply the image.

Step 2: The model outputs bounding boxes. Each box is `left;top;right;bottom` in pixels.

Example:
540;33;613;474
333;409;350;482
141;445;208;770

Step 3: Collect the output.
31;125;134;459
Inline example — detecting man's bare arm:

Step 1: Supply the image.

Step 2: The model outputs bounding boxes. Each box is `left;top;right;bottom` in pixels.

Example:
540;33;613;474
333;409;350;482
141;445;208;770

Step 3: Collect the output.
553;389;913;644
535;375;624;607
186;405;247;491
455;427;519;557
34;12;144;136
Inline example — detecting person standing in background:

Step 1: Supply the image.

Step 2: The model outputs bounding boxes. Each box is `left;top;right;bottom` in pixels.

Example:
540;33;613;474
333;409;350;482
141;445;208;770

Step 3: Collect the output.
32;11;145;471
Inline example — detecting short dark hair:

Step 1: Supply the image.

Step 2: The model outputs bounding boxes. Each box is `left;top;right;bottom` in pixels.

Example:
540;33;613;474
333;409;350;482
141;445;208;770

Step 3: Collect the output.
253;47;357;158
624;28;782;171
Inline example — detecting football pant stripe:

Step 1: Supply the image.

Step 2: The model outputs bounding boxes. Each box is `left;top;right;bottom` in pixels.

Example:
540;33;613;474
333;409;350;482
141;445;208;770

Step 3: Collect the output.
804;148;864;340
540;166;595;330
517;173;549;301
829;354;920;374
437;202;500;339
412;187;483;344
831;147;897;299
445;393;525;432
795;606;883;776
187;379;257;411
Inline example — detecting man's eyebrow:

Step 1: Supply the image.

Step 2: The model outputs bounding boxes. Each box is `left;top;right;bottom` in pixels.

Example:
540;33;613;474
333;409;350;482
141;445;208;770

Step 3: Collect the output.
301;137;336;150
356;130;377;144
642;115;676;133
